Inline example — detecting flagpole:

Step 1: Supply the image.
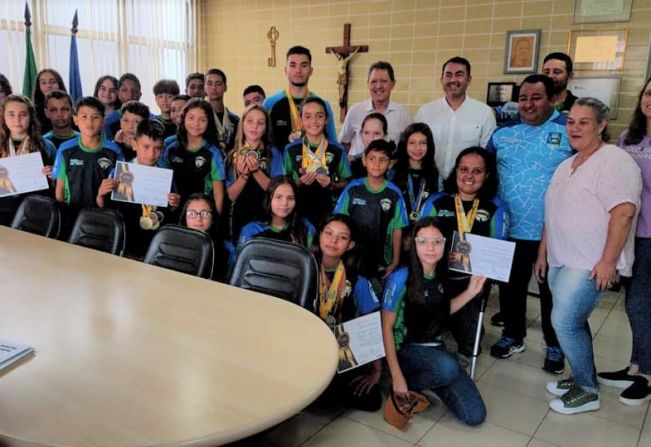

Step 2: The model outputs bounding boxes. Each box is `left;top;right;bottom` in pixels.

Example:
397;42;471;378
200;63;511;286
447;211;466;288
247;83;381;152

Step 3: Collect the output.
69;9;83;103
22;2;38;97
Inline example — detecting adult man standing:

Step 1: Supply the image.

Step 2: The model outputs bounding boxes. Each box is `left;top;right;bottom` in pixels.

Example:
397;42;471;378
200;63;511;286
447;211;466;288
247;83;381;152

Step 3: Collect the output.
542;52;577;113
415;56;496;180
205;68;239;153
486;74;573;375
339;61;412;174
263;46;337;151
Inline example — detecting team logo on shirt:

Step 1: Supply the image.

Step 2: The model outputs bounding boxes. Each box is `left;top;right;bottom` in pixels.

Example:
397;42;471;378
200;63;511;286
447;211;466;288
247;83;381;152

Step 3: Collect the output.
380;198;392;212
97;158;112;170
475;209;490;222
325;153;334;164
296;155;302;162
195;156;206;168
547;132;562;145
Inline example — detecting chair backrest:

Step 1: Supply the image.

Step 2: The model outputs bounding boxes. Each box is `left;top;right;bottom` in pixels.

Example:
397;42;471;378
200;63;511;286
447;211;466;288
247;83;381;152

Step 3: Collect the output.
229;238;318;311
68;208;126;255
143;225;214;279
11;195;61;239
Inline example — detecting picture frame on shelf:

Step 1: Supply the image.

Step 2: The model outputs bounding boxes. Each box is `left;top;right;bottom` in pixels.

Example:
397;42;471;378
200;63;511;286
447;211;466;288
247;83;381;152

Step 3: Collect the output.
486;82;516;107
568;29;627;72
503;29;541;74
572;0;632;24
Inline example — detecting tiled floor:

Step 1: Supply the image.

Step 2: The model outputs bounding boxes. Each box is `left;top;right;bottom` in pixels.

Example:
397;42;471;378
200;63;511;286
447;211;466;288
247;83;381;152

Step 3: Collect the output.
229;286;650;447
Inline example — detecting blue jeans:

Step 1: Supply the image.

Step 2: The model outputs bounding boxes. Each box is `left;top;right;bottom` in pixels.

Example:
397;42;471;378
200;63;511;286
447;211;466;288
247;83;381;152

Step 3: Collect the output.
626;237;651;375
549;266;604;393
398;343;486;426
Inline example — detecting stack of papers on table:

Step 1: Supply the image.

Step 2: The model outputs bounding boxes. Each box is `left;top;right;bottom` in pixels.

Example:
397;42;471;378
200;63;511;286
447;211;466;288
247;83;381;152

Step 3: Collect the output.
0;339;34;372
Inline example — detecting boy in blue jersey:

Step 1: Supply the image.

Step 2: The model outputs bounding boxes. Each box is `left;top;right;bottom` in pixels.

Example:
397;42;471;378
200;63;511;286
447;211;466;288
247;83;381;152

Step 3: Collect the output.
153;79;180;139
335;139;408;280
164;94;190;150
43;90;79;150
486;74;573;374
54;97;124;229
103;73;143;139
97;119;180;259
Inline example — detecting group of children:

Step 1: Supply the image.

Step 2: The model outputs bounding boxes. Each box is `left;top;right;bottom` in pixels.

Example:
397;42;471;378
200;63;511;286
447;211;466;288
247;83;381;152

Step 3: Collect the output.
0;67;497;426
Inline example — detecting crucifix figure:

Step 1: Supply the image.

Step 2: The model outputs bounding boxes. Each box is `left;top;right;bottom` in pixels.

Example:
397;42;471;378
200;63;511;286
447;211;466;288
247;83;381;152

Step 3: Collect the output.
326;23;369;122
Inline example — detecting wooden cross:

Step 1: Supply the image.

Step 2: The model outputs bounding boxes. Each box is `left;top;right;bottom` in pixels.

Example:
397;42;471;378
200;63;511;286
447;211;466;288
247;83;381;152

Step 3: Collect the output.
326;23;369;122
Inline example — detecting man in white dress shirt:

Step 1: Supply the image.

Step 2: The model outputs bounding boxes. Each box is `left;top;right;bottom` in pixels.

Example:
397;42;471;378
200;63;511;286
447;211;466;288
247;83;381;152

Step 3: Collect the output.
339;61;412;176
415;56;496;180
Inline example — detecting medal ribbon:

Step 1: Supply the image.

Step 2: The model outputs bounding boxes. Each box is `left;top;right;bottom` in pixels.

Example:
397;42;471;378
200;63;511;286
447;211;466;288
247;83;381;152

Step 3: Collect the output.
301;136;327;172
454;195;479;237
407;172;427;216
319;261;347;320
8;136;31;157
215;108;232;147
285;88;308;134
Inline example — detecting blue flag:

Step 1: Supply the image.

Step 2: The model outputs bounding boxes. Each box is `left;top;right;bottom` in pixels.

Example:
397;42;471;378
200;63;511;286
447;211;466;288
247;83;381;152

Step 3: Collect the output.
68;10;83;103
22;3;37;97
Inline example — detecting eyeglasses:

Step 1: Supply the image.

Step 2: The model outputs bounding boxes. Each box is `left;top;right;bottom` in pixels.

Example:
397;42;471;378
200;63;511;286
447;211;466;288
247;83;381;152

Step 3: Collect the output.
414;236;446;247
186;209;212;219
457;166;485;176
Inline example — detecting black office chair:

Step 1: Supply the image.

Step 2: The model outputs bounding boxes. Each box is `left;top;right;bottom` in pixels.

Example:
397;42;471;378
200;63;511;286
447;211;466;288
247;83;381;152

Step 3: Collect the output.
10;195;61;239
143;225;215;279
229;238;318;312
68;208;126;255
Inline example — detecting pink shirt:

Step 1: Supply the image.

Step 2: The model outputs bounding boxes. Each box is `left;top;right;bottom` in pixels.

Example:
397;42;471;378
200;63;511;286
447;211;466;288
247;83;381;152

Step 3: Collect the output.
545;144;642;276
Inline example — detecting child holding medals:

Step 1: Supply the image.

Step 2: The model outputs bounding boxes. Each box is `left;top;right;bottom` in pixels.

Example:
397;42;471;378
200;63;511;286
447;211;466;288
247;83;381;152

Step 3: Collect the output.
420;147;507;358
238;175;316;248
97;119;180;259
313;213;383;411
382;217;487;426
225;104;283;241
389;123;438;226
283;96;351;227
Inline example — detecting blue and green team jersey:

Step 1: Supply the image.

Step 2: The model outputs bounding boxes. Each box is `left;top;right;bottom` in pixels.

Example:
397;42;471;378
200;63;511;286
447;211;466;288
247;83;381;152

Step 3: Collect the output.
382;267;409;349
238;219;316;249
160;140;225;200
334;178;408;267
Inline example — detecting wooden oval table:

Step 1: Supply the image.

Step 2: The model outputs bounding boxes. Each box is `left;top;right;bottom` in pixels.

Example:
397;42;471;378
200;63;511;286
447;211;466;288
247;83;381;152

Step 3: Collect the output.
0;226;338;446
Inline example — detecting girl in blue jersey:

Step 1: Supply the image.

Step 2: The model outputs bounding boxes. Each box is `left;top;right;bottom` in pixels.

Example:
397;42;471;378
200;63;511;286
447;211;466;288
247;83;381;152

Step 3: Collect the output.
0;95;56;224
225;104;283;241
314;213;382;411
238;175;315;248
161;98;226;214
390;123;439;226
420;146;507;358
382;217;487;426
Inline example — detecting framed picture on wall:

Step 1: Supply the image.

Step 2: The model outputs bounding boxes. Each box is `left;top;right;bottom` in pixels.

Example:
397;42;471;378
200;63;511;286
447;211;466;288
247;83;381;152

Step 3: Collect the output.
568;29;627;72
486;82;516;107
503;29;541;74
568;77;621;119
572;0;632;24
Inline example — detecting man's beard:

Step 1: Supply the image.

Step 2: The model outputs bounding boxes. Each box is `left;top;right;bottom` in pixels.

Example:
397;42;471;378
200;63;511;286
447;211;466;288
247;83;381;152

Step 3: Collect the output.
553;79;568;95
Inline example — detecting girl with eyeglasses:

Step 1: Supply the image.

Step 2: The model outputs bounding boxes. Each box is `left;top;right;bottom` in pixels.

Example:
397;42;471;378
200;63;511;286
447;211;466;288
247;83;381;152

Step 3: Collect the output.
381;217;487;426
237;175;316;248
419;146;507;360
179;193;234;282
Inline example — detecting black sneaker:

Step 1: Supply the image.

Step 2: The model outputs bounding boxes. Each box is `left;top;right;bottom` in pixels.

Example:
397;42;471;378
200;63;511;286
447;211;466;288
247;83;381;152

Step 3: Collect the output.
490;336;525;358
619;376;651;406
597;368;636;388
543;346;565;375
490;312;505;327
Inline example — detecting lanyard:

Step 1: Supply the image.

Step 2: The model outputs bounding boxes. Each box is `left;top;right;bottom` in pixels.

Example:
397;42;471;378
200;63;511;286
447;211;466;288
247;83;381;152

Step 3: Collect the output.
407;172;427;217
301;136;328;173
454;194;479;237
8;136;30;157
319;261;347;320
285;88;307;134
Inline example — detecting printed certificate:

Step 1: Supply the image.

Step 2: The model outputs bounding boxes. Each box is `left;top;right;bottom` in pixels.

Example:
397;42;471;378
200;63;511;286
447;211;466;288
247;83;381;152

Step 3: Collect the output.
449;231;516;282
0;152;49;197
335;311;385;374
111;161;173;207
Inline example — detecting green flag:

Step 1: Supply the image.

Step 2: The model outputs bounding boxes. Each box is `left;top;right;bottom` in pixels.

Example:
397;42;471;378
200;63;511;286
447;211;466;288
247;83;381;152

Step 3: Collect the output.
22;3;37;97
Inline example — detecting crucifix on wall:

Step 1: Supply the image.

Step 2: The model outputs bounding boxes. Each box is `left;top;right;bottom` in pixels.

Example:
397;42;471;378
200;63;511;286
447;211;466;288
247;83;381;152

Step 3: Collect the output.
326;23;369;122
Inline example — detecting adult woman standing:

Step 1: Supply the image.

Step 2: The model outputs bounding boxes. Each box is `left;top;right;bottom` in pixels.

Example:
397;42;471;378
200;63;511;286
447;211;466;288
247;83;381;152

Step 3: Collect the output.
536;98;642;414
597;77;651;405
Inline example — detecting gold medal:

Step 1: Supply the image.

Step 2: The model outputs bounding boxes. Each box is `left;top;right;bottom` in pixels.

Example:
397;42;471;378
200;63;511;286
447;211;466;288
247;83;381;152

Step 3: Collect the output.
409;211;420;222
140;216;153;230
